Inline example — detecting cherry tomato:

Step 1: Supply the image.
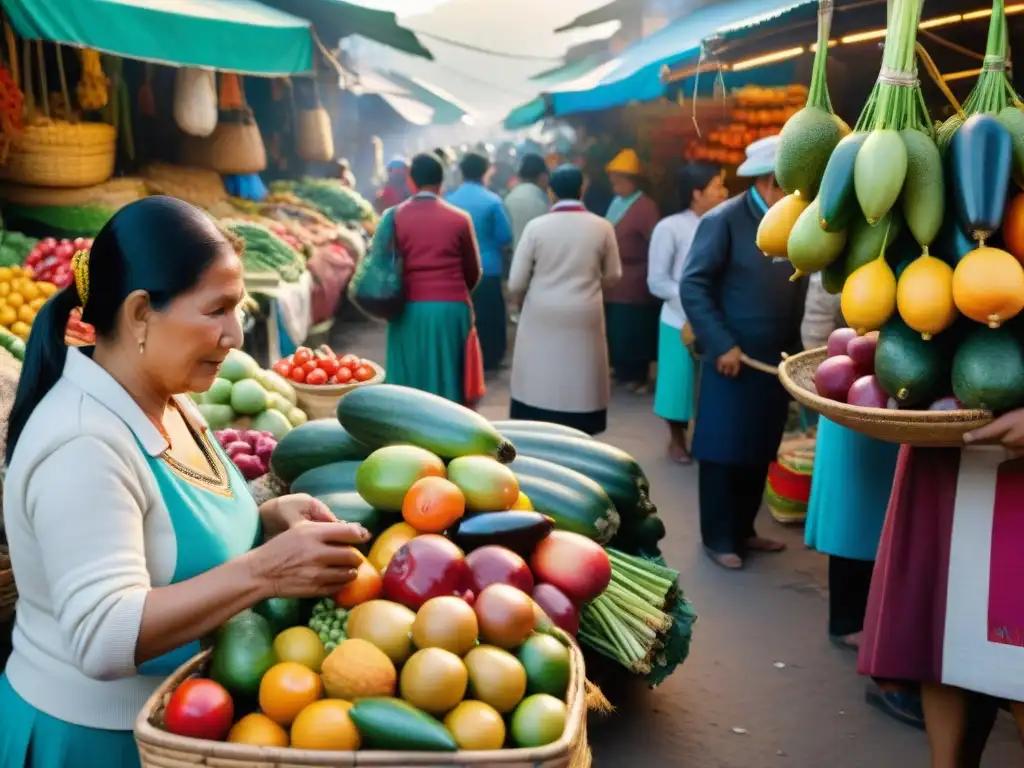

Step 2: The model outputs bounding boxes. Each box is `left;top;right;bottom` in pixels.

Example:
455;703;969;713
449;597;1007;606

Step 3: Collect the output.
338;354;360;369
305;368;329;386
272;359;292;377
302;360;319;375
353;364;375;382
317;357;340;376
164;678;234;741
289;366;308;383
293;347;314;366
336;367;353;384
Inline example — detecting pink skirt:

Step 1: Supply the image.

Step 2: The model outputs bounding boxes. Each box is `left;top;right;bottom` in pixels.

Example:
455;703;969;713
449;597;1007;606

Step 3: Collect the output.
859;445;1024;701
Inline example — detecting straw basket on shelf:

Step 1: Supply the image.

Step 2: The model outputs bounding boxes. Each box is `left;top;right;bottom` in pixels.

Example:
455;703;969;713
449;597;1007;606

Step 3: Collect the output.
0;121;116;188
291;360;385;420
0;546;16;622
778;347;992;447
135;632;591;768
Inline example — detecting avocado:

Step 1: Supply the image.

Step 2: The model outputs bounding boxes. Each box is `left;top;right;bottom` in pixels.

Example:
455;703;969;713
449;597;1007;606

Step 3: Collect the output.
875;316;949;406
952;327;1024;412
209;610;276;697
253;597;301;636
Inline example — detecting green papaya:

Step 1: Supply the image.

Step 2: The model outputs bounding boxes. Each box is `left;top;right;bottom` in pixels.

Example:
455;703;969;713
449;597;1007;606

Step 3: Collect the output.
855;129;908;224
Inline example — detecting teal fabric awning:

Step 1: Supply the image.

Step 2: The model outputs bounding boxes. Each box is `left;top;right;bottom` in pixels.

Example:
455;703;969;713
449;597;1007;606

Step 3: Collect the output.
503;97;548;130
3;0;315;75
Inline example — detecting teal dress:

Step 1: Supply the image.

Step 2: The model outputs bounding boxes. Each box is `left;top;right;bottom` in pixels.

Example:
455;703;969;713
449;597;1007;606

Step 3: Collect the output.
653;321;695;423
0;429;260;768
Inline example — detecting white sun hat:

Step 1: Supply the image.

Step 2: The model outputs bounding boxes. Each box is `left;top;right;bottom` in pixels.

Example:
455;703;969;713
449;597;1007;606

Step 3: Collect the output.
736;134;780;177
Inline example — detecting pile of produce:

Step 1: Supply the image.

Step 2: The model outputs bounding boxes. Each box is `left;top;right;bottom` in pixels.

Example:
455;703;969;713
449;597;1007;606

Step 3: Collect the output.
270;179;375;224
0;325;25;360
764;0;1024;417
221;220;305;283
5;204;115;237
25;237;92;288
272;345;377;387
0;266;57;341
0;230;37;268
192;349;307;438
214;428;279;481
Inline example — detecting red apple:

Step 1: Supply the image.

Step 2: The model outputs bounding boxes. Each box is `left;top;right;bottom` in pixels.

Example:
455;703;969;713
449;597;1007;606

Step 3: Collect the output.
846;332;878;374
382;534;472;611
847;375;889;408
814;355;859;402
532;583;580;635
466;546;534;595
530;531;611;603
827;328;857;358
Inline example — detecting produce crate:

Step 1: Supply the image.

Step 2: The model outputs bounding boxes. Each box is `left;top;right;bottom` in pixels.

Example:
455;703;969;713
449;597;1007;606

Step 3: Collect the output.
779;347;992;446
135;636;591;768
0;546;15;622
291;361;385;420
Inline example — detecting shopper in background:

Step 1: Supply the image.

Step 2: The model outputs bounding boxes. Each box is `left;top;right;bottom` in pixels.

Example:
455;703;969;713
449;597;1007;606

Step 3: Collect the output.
385;154;483;404
507;165;622;435
447;152;514;373
335;157;356;189
680;135;805;569
504;154;551;249
603;149;661;393
648;162;727;464
374;157;413;213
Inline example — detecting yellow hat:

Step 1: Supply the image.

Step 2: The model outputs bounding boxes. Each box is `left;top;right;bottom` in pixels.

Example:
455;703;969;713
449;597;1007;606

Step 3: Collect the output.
605;148;642;176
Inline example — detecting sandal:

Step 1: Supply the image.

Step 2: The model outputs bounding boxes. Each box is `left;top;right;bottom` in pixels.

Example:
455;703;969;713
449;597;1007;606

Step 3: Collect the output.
703;545;744;570
744;536;787;553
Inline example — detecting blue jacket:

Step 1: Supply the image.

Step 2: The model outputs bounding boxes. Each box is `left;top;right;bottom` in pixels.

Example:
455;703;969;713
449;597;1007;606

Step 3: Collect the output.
447;182;513;276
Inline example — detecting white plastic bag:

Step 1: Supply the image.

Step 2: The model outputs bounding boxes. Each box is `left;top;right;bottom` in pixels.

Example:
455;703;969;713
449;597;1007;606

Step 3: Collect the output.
173;68;217;138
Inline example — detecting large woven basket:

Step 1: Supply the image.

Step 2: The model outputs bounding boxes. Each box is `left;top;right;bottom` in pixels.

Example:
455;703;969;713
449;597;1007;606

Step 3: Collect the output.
0;121;116;188
135;632;591;768
778;347;992;447
0;546;15;622
291;361;385;420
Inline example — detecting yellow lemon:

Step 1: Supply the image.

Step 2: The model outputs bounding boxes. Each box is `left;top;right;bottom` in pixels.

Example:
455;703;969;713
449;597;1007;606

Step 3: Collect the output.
37;281;57;297
11;321;30;340
17;305;35;325
0;306;16;328
0;268;11;282
0;283;12;298
29;297;45;311
7;293;24;310
19;282;39;302
9;265;24;276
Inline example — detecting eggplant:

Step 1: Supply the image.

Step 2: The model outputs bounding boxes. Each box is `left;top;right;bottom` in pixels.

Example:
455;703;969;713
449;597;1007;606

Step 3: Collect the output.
949;114;1013;239
447;511;554;556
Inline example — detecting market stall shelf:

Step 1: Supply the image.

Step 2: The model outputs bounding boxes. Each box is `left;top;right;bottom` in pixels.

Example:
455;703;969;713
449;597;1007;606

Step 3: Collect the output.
134;638;591;768
778;347;992;446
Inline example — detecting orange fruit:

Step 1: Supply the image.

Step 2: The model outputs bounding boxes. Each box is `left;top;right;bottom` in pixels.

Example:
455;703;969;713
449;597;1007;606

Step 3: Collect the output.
400;647;468;715
412;595;479;655
320;638;396;700
18;282;39;302
0;306;16;327
258;661;323;727
952;246;1024;328
28;297;45;311
7;293;24;309
368;522;417;572
10;321;30;340
402;476;465;533
17;304;35;324
273;627;326;672
227;713;289;747
333;552;383;609
290;699;361;751
444;700;506;750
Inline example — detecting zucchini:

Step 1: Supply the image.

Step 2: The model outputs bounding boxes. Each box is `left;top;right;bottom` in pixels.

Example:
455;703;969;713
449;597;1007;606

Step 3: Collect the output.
509;455;615;508
448;511;555;556
501;430;654;523
315;491;384;535
513;474;619;544
950;114;1013;240
290;460;361;496
349;698;457;752
817;131;868;232
489;419;591;440
337;384;515;462
270;419;370;483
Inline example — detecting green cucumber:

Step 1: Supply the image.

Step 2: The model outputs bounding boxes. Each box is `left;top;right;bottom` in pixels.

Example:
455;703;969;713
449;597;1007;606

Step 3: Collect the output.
510;454;615;509
270;419;370;483
290;460;361;496
490;419;591;439
315;491;383;534
337;384;515;462
210;610;276;698
448;511;555;556
349;698;457;751
900;128;945;250
817;132;868;232
513;473;619;543
501;430;654;523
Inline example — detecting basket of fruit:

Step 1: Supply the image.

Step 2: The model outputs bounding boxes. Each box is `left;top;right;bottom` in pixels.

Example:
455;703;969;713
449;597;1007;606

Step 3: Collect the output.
273;345;384;420
778;327;993;447
0;545;15;622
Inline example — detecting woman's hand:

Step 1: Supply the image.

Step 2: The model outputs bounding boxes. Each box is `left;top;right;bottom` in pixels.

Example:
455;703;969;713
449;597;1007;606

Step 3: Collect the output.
260;493;338;538
964;409;1024;449
248;521;368;599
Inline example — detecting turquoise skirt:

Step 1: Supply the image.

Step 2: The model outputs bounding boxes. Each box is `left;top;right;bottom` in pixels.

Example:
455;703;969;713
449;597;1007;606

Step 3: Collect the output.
386;301;471;404
0;675;140;768
804;418;900;561
653;321;695;423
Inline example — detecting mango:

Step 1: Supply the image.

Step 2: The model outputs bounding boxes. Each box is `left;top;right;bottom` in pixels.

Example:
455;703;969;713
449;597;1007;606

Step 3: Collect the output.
756;192;809;259
786;197;847;278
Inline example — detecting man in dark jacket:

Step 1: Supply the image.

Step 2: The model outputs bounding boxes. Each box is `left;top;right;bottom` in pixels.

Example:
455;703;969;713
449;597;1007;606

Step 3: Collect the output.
680;135;807;569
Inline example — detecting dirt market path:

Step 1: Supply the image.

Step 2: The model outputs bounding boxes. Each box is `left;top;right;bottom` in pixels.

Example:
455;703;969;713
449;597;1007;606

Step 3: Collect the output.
335;318;1022;768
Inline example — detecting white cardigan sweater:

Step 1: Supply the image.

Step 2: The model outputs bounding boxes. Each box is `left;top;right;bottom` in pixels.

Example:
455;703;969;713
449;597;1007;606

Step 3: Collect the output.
3;348;202;730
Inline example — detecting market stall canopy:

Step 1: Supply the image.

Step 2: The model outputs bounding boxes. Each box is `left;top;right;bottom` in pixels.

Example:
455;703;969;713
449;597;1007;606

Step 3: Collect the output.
347;66;473;127
547;0;812;116
257;0;432;60
2;0;315;75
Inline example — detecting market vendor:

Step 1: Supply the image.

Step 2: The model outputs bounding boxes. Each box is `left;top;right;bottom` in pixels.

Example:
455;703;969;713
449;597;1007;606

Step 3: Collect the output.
680;135;806;569
0;197;368;767
603;148;661;393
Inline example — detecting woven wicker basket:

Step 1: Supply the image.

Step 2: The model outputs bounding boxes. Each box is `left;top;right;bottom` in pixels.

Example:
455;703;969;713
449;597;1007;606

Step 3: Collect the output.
0;176;145;208
0;546;15;622
135;633;591;768
0;121;116;188
778;347;992;446
291;362;385;420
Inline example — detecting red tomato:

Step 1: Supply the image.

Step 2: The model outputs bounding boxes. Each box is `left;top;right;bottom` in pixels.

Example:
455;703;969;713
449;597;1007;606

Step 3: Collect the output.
318;357;340;376
336;367;353;384
338;354;360;369
164;678;234;741
306;368;329;386
272;359;292;377
302;360;319;375
289;366;308;384
293;347;314;366
353;364;375;383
